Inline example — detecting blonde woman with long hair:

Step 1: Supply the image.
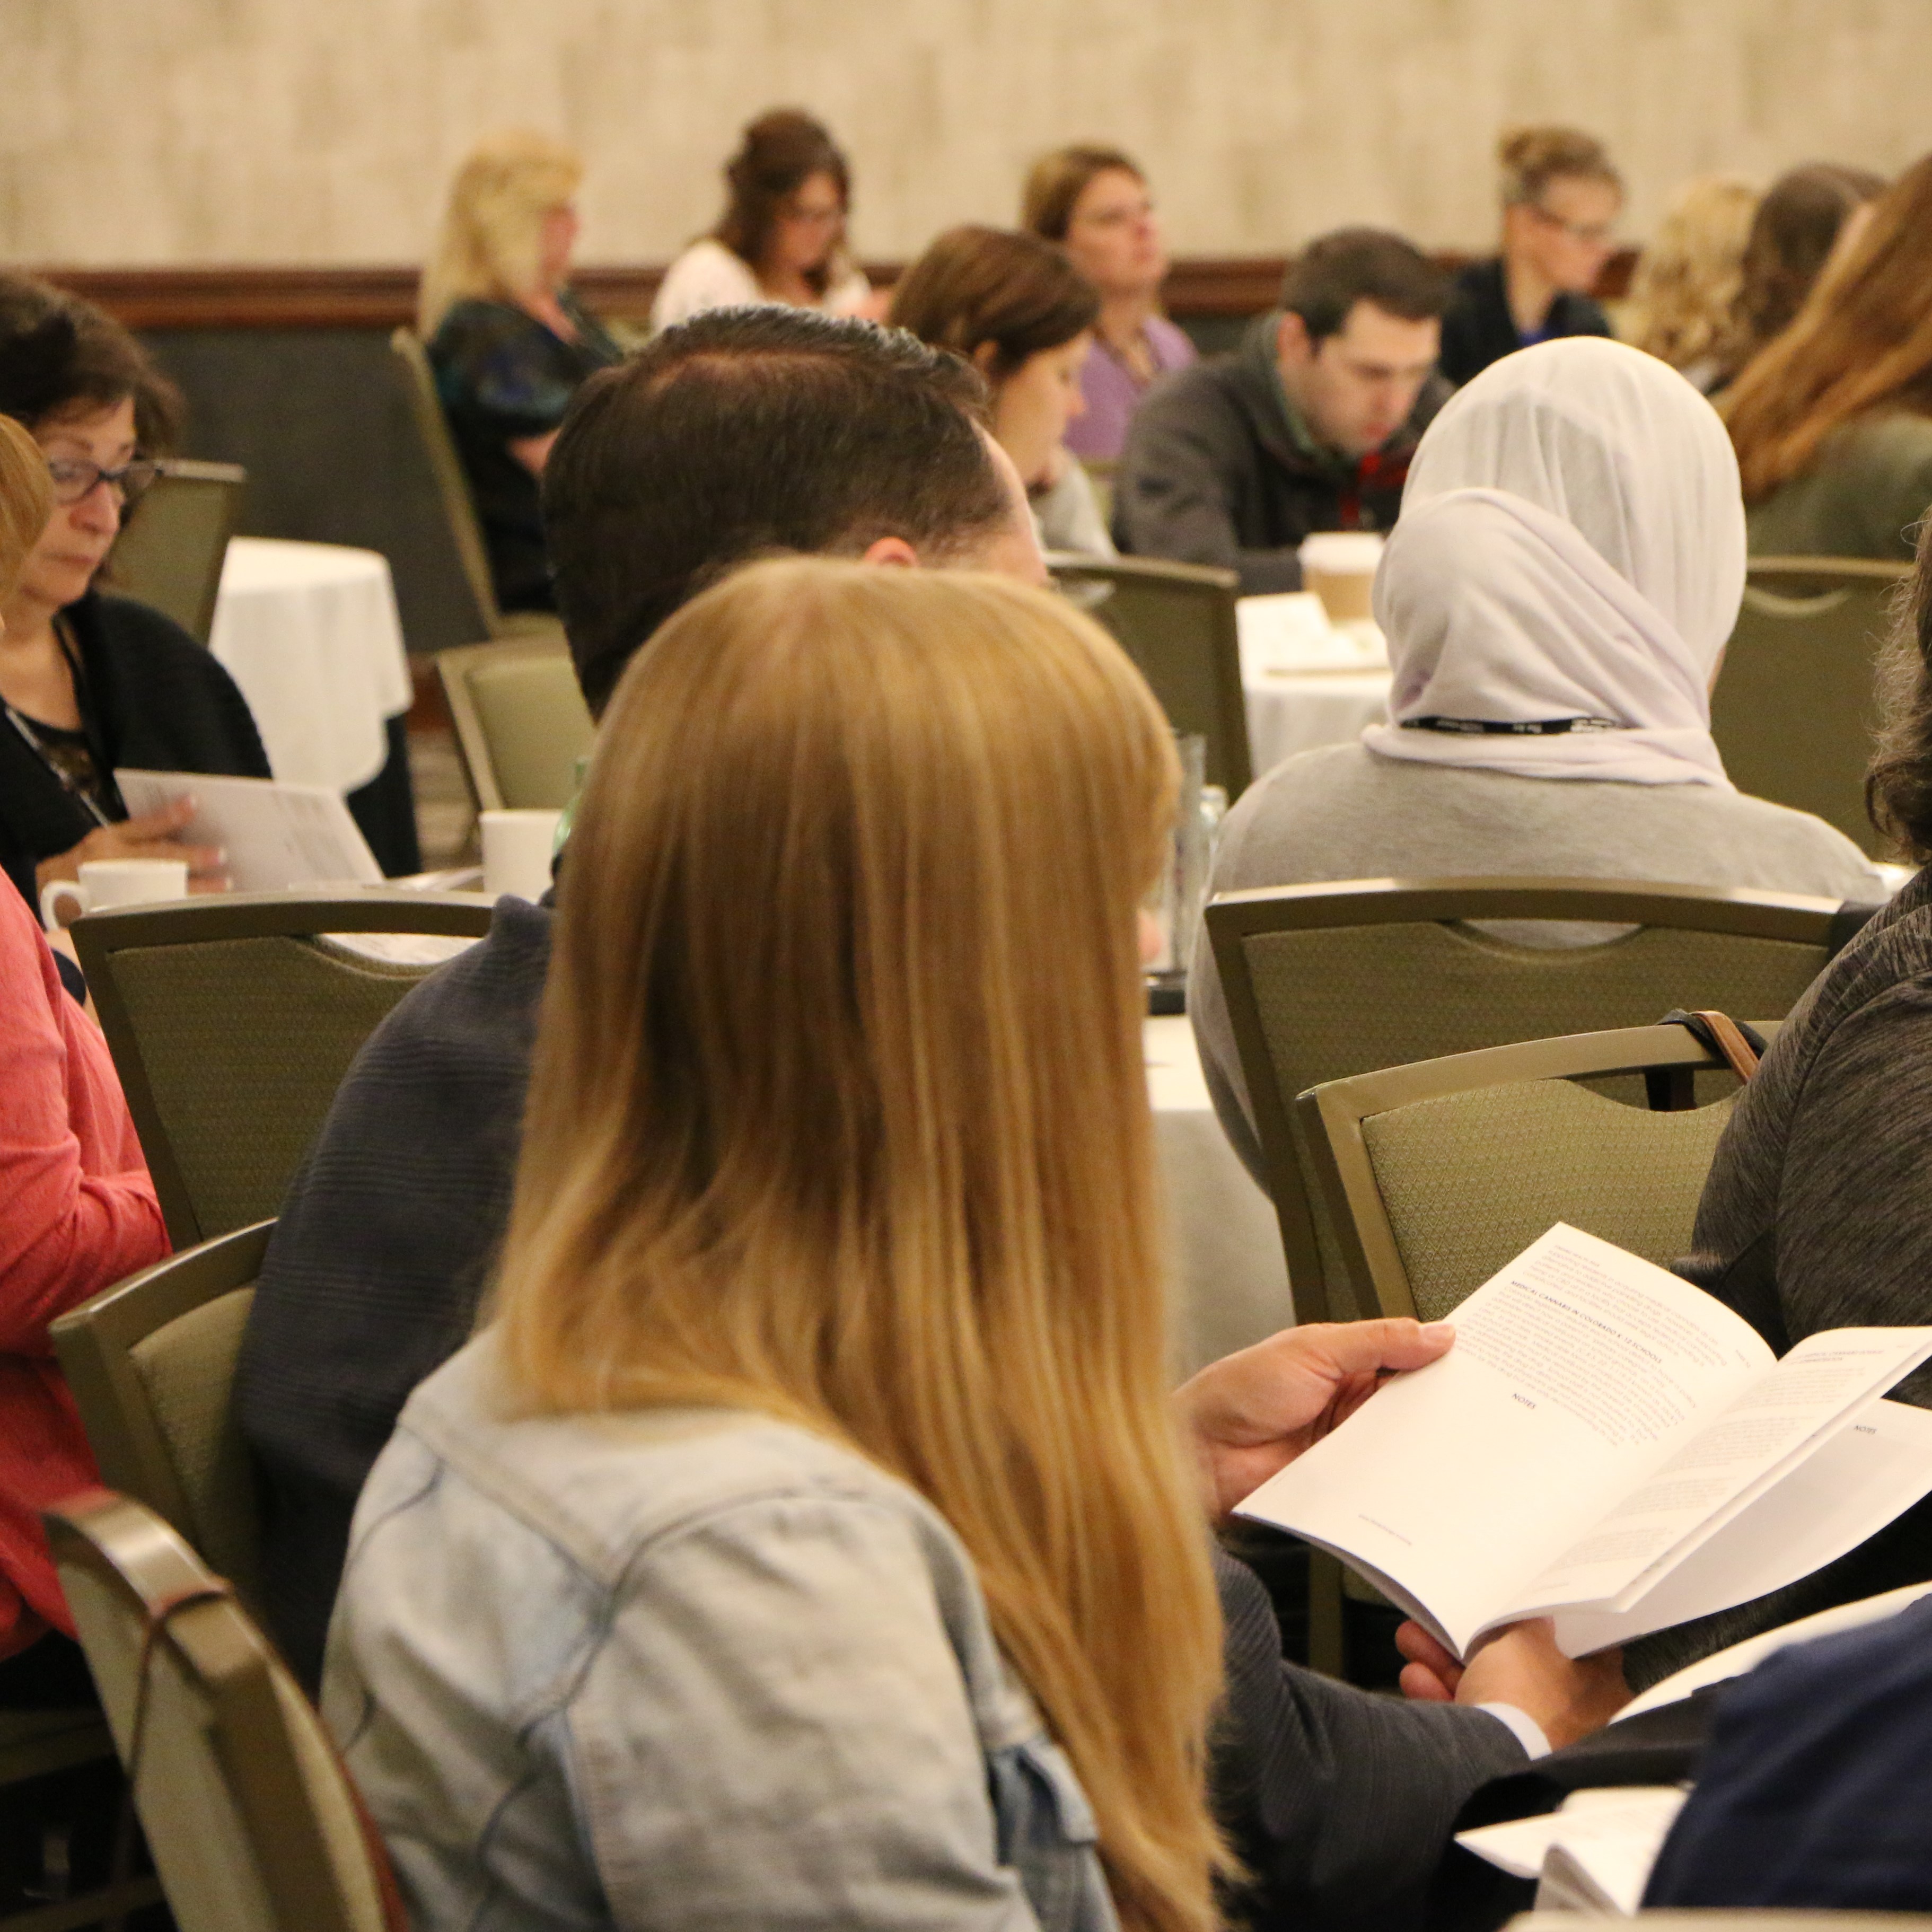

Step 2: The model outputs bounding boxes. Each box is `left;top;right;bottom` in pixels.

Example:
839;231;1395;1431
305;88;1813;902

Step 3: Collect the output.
326;560;1620;1931
419;130;620;613
1623;174;1760;391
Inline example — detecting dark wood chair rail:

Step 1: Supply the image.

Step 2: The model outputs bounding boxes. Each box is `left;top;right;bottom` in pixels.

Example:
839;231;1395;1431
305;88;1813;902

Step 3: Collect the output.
36;250;1638;332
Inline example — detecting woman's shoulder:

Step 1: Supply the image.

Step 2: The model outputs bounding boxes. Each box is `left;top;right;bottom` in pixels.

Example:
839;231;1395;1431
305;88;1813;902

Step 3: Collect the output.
1753;413;1932;561
393;1335;958;1580
1145;314;1197;368
74;592;271;775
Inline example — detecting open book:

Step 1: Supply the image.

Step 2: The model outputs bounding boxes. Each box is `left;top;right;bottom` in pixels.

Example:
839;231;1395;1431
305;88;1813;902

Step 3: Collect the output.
1237;1224;1932;1659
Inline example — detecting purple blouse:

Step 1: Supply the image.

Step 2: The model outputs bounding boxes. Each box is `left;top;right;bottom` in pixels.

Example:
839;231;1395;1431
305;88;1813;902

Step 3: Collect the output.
1064;314;1197;461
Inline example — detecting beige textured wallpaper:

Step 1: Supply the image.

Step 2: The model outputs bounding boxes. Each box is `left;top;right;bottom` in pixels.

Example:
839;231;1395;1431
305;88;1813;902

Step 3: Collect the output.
5;0;1930;266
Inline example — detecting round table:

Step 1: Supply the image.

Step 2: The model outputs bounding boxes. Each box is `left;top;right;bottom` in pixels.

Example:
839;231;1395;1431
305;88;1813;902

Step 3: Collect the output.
1146;1015;1294;1374
208;538;414;794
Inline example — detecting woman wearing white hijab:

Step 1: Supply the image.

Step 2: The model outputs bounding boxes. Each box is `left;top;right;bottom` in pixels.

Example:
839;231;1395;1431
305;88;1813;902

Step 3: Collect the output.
1192;336;1886;1179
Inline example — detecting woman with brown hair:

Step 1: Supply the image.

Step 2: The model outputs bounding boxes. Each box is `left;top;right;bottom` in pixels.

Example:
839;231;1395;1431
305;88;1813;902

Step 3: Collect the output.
1724;153;1932;560
420;130;621;614
1708;161;1886;393
325;559;1617;1932
1439;127;1621;385
0;275;265;914
652;109;871;329
890;224;1112;554
1023;145;1195;461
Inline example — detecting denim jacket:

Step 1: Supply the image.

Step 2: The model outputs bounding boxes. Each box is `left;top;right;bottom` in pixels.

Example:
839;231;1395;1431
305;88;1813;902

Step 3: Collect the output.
324;1336;1119;1932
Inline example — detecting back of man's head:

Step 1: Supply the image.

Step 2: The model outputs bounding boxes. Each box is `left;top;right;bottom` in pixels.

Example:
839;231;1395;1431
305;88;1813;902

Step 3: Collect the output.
1279;229;1450;346
545;308;1012;715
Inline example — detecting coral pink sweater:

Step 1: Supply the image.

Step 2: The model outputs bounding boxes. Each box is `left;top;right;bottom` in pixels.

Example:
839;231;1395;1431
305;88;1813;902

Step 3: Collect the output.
0;887;166;1658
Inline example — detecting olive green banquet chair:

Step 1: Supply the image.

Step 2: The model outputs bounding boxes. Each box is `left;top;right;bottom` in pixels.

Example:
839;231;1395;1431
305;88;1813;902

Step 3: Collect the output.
107;458;248;644
1285;1016;1778;1681
52;1221;275;1620
1711;554;1911;859
71;889;494;1248
435;635;595;813
1206;876;1876;1328
389;326;566;647
46;1491;399;1932
1047;552;1253;796
1297;1021;1779;1327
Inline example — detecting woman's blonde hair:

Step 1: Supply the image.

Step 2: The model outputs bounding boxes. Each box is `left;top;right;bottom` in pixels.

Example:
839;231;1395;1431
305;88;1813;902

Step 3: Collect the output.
418;129;583;336
1623;174;1760;372
1725;151;1932;501
494;558;1226;1932
0;415;52;602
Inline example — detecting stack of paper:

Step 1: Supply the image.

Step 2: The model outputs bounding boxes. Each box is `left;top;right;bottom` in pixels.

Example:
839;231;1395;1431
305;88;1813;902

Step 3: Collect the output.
1235;592;1387;677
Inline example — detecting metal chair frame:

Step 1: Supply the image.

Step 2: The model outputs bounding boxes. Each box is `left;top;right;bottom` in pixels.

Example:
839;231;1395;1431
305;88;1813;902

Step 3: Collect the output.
1296;1022;1779;1322
52;1221;275;1613
1207;875;1868;1326
1046;552;1253;795
434;635;590;814
71;890;494;1246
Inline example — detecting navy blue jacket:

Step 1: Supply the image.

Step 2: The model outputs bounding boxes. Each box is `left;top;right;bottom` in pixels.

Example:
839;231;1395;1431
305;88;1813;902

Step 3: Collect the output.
1646;1594;1932;1909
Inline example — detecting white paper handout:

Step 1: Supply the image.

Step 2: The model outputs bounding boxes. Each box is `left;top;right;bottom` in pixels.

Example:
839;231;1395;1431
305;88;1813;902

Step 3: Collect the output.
1236;1224;1932;1658
1457;1786;1689;1915
117;769;382;892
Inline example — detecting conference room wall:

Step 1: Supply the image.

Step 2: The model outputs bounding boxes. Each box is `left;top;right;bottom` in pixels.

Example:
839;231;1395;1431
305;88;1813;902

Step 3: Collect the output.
10;0;1930;265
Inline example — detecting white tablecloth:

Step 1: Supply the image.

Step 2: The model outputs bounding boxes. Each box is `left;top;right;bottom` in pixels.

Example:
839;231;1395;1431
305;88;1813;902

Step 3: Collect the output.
1235;591;1392;778
1242;667;1392;778
209;538;414;794
1146;1015;1294;1375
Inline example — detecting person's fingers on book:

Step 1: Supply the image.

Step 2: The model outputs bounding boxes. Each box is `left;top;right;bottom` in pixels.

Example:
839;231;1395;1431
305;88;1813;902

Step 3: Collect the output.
1395;1619;1464;1700
1172;1320;1455;1517
1458;1621;1630;1750
1398;1659;1456;1702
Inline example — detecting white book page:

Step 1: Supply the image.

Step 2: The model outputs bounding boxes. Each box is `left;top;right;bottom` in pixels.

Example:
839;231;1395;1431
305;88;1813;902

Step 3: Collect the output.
1235;1225;1769;1656
1621;1578;1932;1718
1553;1399;1932;1655
1504;1328;1932;1626
1453;1785;1684;1909
117;769;382;891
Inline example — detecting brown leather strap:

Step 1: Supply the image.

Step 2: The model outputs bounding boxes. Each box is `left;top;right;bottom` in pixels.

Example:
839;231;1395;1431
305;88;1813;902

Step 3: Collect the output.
1685;1009;1761;1082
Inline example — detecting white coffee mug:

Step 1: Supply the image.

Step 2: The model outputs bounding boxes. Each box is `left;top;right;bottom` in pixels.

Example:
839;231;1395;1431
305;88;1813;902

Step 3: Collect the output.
40;857;190;932
481;809;564;903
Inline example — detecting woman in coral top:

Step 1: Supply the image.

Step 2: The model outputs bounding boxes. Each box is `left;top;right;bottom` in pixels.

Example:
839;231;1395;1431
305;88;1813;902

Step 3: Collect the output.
0;411;167;1709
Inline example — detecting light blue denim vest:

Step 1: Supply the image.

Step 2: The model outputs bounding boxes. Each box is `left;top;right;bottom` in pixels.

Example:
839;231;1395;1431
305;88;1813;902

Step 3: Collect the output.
324;1337;1119;1932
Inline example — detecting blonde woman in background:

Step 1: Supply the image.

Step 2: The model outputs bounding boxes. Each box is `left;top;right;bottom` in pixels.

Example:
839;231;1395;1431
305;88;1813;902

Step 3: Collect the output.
652;109;872;329
1439;127;1622;384
326;559;1620;1932
1023;145;1196;462
1623;174;1760;392
421;130;620;614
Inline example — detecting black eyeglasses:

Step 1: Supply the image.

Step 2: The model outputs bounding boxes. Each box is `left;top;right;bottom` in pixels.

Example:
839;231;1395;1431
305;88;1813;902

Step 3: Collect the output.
44;454;161;507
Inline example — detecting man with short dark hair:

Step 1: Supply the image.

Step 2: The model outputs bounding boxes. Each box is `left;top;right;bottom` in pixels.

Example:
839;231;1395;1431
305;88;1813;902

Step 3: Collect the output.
240;310;1042;1693
1115;228;1451;592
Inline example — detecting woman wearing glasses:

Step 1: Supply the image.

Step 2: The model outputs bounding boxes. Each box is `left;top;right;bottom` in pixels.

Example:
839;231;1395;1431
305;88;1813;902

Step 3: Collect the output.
1438;128;1622;386
0;275;265;915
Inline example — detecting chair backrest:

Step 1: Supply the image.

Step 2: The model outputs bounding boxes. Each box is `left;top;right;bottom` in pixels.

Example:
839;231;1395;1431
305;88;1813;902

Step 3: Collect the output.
72;889;495;1246
108;459;248;643
1298;1023;1780;1321
436;635;595;812
1207;876;1867;1321
47;1490;397;1932
52;1220;274;1612
1047;553;1253;795
389;325;505;640
1712;555;1911;858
